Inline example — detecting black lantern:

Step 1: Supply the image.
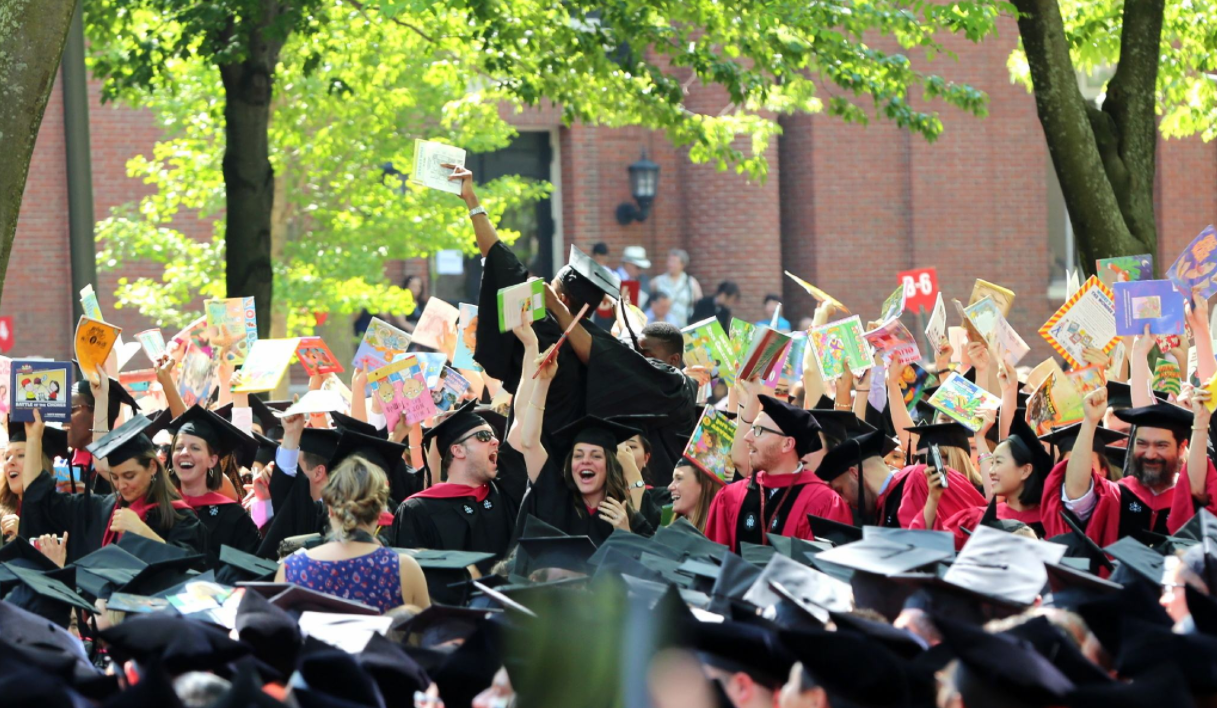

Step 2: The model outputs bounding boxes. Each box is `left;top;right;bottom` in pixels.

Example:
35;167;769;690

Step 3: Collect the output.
616;150;659;225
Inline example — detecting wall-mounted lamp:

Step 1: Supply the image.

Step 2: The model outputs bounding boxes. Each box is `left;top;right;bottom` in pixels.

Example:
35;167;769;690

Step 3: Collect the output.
615;150;659;225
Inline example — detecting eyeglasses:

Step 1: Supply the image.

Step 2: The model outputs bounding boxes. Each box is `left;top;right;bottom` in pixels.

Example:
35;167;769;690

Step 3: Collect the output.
749;424;786;439
456;430;497;445
155;444;173;456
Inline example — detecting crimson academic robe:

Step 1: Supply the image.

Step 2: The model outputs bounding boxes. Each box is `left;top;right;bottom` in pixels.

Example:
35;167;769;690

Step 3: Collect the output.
703;468;852;553
1167;459;1217;533
1040;460;1179;548
941;503;1044;550
881;464;986;531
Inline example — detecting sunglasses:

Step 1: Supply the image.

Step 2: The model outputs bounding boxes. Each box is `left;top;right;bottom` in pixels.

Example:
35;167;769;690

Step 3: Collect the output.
155;444;173;456
457;430;497;445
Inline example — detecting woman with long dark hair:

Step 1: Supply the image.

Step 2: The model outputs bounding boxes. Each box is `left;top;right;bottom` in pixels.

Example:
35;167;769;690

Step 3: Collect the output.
1;423;68;543
667;458;721;533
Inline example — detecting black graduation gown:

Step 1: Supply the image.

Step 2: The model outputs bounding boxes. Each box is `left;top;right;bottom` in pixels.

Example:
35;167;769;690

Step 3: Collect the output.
188;501;262;570
256;468;327;559
512;458;655;547
391;484;516;573
19;471;207;564
473;242;699;487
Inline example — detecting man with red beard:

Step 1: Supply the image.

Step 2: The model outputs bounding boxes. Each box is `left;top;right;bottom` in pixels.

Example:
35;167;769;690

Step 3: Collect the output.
1042;388;1199;545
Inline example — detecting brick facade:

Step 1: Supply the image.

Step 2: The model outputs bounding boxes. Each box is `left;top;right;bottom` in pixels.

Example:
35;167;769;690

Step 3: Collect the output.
8;34;1217;365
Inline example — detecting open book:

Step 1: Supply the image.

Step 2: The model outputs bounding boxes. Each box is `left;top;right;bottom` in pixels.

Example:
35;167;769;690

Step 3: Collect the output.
410;139;466;195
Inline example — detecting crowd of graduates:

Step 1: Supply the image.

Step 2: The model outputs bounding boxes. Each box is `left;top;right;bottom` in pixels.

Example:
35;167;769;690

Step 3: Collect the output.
3;165;1217;708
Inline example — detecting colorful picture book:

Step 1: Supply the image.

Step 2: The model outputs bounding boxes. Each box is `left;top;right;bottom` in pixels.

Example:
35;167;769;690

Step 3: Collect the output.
1168;225;1217;299
135;329;166;365
863;319;920;366
896;362;938;414
784;271;850;314
9;360;72;423
879;285;906;323
178;343;217;409
410;139;466;195
737;326;792;382
729;319;757;368
431;367;470;413
119;369;165;412
681;317;737;386
778;333;809;391
367;355;437;431
79;284;139;370
1064;364;1106;398
1204;373;1217;413
205;297;258;364
233;339;299;393
809;316;873;380
352;317;412;371
1026;369;1085;436
497;279;546;333
1112;280;1186;336
296;336;344;377
1038;275;1118;370
1097;254;1153;287
452;304;481;371
969;279;1015;318
411;297;460;353
409;352;450;389
75;316;121;384
1154;359;1182;396
926;372;1001;432
681;406;737;484
924;293;947;354
963;297;1029;366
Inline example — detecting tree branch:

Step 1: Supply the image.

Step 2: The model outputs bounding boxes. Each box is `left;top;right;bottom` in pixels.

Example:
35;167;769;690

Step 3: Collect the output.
347;0;436;44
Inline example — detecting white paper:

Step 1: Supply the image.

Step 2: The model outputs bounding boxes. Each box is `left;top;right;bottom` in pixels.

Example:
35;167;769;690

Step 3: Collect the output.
410;140;466;195
274;389;347;417
298;612;393;654
924;293;947;354
411;298;460;352
436;249;465;275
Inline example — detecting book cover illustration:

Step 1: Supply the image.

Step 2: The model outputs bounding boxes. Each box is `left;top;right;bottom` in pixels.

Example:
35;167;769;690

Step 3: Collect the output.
452;304;482;371
963;297;1029;366
969;279;1015;318
1026;371;1085;436
863;318;920;366
1113;280;1187;336
367;355;438;430
1098;254;1153;287
924;292;947;354
204;297;258;364
410;139;466;195
233;339;299;393
405;352;450;389
296;336;345;377
682;316;736;386
784;271;850;314
1038;275;1118;369
1168;225;1217;300
1064;364;1107;399
737;326;792;382
75;316;121;385
135;329;166;365
809;316;874;380
897;362;938;414
10;360;72;423
926;372;1001;432
1154;359;1182;396
497;279;546;333
119;369;166;412
879;285;906;323
178;343;217;409
431;367;471;413
778;333;809;392
80;284;141;369
411;298;460;353
729;318;757;368
352;317;413;371
681;406;738;484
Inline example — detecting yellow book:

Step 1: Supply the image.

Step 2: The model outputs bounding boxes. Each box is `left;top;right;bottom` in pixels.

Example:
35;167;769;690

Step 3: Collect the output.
969;279;1016;318
784;271;850;314
75;316;121;384
233;339;299;393
1205;373;1217;413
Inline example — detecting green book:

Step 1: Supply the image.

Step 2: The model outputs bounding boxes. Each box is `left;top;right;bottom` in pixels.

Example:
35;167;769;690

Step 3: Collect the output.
497;279;546;333
681;317;736;386
681;406;737;484
808;315;873;380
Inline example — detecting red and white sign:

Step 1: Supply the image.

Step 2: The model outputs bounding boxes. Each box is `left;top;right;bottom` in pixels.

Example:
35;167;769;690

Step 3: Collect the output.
0;316;13;353
898;268;938;312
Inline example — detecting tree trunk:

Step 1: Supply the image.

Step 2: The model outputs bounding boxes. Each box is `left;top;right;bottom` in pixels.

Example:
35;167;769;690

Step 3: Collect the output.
1013;0;1164;275
0;0;77;303
219;5;287;339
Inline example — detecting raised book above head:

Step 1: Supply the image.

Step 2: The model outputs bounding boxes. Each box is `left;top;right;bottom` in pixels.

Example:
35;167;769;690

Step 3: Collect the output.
497;279;546;333
410;139;466;195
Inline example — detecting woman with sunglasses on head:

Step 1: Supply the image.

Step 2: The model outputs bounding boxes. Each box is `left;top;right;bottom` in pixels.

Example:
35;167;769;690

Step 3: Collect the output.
1;422;69;544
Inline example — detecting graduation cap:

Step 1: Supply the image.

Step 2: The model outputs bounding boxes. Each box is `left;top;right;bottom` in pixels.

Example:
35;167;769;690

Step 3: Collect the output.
742;554;852;621
687;618;793;688
330;429;407;473
515;535;597;576
252;431;278;467
329;411;387;440
84;414;159;467
216;545;279;584
814;428;894;482
862;526;957;556
558;244;622;304
398;548;496;606
357;633;433;701
942;526;1065;607
806;408;873;446
933;613;1075;705
472;405;507;442
1114;617;1217;694
269;585;380;616
397;604;497;648
758;395;822;457
779;626;925;708
6;421;69;461
1;564;94;628
421;400;490;454
1075;575;1174;656
904;421;972;452
0;536;59;578
807;514;862;546
298;427;341;463
169;405;259;469
650;517;730;561
98;613;252;675
814;538;953;577
999;615;1114;687
1038;422;1128;454
69;544;146;601
1113;402;1194;438
250;397;290;434
1104;536;1166;586
1105;380;1172;410
1047;509;1117;576
708;552;762;607
550;415;641;458
1104;443;1128;470
73;373;139;428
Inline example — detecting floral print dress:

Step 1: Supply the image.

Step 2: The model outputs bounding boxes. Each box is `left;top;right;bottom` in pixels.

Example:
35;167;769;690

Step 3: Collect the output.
283;546;404;612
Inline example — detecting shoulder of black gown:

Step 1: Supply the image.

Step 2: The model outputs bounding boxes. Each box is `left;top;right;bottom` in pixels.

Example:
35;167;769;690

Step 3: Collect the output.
268;460;297;511
151;505;209;560
256;471;326;559
494;443;529;511
391;496;441;549
584;329;700;418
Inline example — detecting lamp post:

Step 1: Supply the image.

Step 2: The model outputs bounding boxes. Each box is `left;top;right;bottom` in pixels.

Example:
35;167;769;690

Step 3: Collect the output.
616;150;660;225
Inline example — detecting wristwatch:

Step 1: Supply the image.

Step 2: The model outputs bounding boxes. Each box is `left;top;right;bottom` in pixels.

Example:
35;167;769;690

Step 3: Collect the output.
631;480;646;489
468;205;488;218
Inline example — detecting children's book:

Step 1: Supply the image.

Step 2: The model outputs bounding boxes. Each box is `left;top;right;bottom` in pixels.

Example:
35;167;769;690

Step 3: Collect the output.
410;139;466;195
1203;372;1217;413
681;317;736;386
119;369;165;412
1154;359;1182;396
1167;225;1217;299
737;326;792;382
896;362;938;414
962;297;1029;366
205;297;258;364
1098;254;1153;288
407;352;450;389
924;293;947;355
367;355;437;431
135;329;166;365
809;316;873;380
1026;369;1085;435
452;304;482;371
863;319;920;366
1038;275;1118;370
80;284;140;370
233;339;299;393
969;279;1016;318
276;389;347;418
177;343;217;409
75;316;121;385
777;333;809;394
681;406;737;485
497;279;546;333
352;317;412;371
296;336;344;377
411;298;460;354
10;360;72;423
431;367;470;413
879;285;906;323
729;319;757;369
1064;364;1106;398
1112;280;1186;336
926;372;1001;432
784;271;850;314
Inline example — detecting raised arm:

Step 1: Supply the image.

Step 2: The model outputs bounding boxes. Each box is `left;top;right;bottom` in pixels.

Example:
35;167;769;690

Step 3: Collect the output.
507;320;541;452
1066;389;1107;501
731;376;762;477
886;363;917;455
996;359;1017;442
1130;325;1155;408
1188;388;1213;501
1188;290;1215;384
447;165;500;258
975;408;997;501
349;365;369;423
519;345;557;482
21;410;46;493
543;283;593;365
155;354;188;419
